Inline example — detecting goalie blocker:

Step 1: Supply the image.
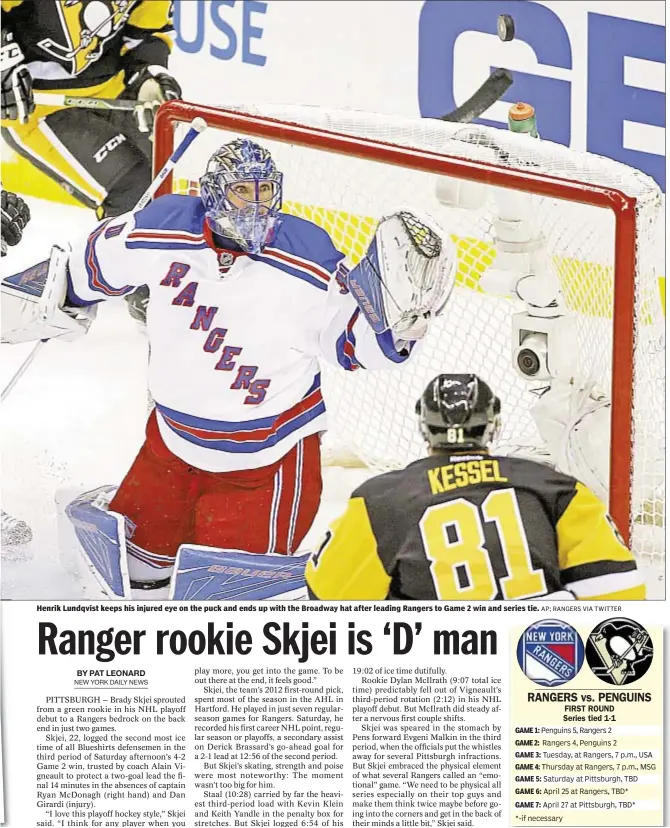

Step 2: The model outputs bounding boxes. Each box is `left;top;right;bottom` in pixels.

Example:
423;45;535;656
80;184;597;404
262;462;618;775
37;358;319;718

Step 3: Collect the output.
1;245;96;344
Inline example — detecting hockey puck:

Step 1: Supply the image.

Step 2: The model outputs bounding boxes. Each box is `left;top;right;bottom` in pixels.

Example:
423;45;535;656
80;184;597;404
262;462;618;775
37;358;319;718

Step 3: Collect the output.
497;14;515;42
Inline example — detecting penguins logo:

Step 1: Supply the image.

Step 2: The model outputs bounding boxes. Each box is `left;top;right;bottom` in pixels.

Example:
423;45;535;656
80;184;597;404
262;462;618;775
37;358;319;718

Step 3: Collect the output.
38;0;136;76
585;618;653;686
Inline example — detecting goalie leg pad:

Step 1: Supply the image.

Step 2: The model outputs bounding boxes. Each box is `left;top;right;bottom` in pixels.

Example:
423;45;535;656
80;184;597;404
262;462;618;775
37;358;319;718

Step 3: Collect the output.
65;486;132;599
169;546;310;600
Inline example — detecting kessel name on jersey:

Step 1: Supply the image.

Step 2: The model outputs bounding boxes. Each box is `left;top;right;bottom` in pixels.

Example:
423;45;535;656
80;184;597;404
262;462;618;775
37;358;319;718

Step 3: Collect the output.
38;0;136;76
427;457;508;494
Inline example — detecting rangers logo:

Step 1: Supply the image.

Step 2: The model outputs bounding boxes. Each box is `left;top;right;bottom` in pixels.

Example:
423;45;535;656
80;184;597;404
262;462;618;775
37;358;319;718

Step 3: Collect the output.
585;618;653;686
517;619;584;687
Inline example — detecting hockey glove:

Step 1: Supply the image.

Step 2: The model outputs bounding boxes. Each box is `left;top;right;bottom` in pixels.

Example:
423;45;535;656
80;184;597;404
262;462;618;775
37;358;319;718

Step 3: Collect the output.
126;64;182;138
348;211;456;341
2;245;97;344
1;190;30;254
0;29;34;123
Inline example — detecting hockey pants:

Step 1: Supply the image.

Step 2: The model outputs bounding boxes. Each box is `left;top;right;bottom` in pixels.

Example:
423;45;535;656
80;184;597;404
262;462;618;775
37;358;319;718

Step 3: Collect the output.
109;411;323;581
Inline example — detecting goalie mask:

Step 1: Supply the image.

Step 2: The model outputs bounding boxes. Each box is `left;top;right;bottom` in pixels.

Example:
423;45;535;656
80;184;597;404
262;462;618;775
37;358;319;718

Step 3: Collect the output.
199;138;283;254
416;374;501;451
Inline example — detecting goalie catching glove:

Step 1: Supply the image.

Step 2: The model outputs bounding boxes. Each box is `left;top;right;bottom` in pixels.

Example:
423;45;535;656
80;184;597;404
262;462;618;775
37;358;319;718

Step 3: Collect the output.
1;245;96;344
347;210;455;342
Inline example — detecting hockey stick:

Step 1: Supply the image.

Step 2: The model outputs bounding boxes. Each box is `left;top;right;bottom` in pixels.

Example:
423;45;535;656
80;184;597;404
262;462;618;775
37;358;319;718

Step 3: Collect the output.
135;115;207;210
0;117;207;404
33;93;136;112
438;67;513;123
1;339;46;402
437;13;515;123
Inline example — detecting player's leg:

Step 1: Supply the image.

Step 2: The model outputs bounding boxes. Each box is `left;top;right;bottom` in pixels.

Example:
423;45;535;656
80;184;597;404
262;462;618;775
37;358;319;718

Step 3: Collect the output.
194;434;323;555
1;189;34;547
2;73;154;331
31;107;151;216
108;411;197;585
281;434;323;553
2;115;107;212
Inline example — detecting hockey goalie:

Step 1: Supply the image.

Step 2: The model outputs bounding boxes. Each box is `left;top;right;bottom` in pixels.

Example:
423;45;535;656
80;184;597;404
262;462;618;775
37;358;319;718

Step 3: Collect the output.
1;137;456;599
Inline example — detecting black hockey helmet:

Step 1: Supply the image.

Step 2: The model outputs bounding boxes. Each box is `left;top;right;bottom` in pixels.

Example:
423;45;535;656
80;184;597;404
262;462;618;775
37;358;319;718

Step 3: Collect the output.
416;374;501;451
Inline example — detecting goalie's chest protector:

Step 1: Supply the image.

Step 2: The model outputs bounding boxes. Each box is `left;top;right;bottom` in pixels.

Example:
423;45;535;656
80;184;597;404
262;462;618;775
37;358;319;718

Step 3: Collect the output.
142;242;330;472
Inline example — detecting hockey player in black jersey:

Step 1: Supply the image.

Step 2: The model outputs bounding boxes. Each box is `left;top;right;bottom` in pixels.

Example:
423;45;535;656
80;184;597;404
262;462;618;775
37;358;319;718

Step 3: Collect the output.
0;0;181;322
305;374;645;602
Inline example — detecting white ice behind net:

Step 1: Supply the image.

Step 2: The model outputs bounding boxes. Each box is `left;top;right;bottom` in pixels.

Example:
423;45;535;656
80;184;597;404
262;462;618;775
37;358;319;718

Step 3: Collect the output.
167;104;664;566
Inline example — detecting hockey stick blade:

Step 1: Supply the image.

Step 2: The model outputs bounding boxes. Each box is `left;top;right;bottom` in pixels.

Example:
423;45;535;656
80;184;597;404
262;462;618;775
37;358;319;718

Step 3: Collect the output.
439;68;513;123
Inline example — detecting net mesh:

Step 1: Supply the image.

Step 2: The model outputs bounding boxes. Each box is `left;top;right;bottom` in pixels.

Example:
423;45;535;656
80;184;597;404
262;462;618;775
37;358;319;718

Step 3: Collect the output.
160;104;664;566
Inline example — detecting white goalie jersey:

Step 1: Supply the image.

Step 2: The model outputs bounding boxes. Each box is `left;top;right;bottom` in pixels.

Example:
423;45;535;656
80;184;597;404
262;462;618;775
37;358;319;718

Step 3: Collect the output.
63;194;435;472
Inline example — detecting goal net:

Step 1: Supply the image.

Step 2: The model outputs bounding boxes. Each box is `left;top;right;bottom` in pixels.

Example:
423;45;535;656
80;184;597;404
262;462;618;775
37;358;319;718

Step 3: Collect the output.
153;101;665;572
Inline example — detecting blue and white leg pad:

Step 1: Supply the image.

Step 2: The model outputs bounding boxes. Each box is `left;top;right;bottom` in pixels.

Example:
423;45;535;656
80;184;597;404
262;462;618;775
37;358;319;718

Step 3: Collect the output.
169;545;310;601
65;486;132;600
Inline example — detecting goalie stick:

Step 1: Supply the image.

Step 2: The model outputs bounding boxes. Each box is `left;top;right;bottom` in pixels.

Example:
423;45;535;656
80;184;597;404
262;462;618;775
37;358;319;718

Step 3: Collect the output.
0;339;46;402
0;116;208;403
